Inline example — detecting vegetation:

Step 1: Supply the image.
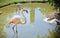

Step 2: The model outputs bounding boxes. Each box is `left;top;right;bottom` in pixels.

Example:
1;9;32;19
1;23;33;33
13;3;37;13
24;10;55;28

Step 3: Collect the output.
47;0;60;20
48;0;60;12
55;26;60;38
0;0;48;6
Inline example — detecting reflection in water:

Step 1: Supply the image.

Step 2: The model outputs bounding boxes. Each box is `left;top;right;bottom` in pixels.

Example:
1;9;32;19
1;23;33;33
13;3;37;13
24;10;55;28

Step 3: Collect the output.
30;8;35;23
13;32;18;38
3;8;60;38
55;26;60;38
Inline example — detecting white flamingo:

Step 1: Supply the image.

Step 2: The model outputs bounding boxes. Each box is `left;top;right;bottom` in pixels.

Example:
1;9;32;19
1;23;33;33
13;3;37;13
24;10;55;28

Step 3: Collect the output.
9;8;28;33
44;17;57;24
44;17;60;25
43;13;60;25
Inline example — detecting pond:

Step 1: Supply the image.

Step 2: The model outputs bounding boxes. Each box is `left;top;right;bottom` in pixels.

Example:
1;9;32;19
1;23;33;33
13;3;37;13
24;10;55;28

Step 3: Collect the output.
0;7;60;38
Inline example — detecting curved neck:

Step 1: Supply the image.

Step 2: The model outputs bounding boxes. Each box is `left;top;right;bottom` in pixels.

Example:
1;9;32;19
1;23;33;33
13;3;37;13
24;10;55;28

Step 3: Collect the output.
22;11;25;18
22;11;26;24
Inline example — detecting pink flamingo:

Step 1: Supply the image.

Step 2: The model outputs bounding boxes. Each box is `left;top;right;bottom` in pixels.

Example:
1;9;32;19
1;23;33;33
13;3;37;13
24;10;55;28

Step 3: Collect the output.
9;8;28;33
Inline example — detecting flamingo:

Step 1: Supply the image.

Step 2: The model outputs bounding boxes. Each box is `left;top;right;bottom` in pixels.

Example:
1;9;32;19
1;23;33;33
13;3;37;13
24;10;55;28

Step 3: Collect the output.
44;17;60;25
9;7;28;33
43;13;60;25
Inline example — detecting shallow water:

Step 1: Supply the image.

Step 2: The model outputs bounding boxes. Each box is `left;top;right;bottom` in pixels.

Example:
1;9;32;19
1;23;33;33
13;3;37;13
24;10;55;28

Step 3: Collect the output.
0;7;60;38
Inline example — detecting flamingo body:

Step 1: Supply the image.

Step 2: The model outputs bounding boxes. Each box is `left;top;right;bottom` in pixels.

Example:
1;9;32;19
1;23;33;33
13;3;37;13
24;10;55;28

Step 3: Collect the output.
44;17;57;24
9;15;26;25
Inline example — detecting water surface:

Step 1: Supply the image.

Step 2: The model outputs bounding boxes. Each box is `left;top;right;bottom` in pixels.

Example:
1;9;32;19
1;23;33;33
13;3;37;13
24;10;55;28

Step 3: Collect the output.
0;7;59;38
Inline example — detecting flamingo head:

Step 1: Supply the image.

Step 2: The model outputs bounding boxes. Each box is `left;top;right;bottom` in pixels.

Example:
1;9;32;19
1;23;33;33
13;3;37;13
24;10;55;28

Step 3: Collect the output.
25;10;28;13
22;9;28;13
9;19;14;24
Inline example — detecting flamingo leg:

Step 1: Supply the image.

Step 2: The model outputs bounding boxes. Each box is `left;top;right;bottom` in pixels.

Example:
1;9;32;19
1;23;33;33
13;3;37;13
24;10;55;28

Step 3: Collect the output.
12;25;16;33
16;25;18;33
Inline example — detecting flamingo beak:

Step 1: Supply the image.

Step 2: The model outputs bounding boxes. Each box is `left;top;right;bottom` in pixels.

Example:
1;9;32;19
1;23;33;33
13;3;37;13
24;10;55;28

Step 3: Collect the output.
23;9;28;13
26;10;28;13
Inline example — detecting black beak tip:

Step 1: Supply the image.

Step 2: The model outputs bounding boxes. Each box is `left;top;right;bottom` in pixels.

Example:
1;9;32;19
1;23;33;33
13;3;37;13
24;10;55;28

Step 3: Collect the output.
26;10;28;13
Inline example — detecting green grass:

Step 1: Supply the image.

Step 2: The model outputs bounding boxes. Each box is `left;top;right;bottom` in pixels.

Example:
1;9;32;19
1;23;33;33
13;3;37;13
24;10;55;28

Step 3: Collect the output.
0;0;46;3
0;0;48;6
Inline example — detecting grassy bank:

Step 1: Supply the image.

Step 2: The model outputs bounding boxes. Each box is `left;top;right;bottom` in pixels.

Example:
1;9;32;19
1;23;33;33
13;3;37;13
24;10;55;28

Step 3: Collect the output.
0;0;48;6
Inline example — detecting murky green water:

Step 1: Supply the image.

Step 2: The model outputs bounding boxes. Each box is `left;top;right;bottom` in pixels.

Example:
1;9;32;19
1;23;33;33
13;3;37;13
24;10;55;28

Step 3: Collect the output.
0;5;60;38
